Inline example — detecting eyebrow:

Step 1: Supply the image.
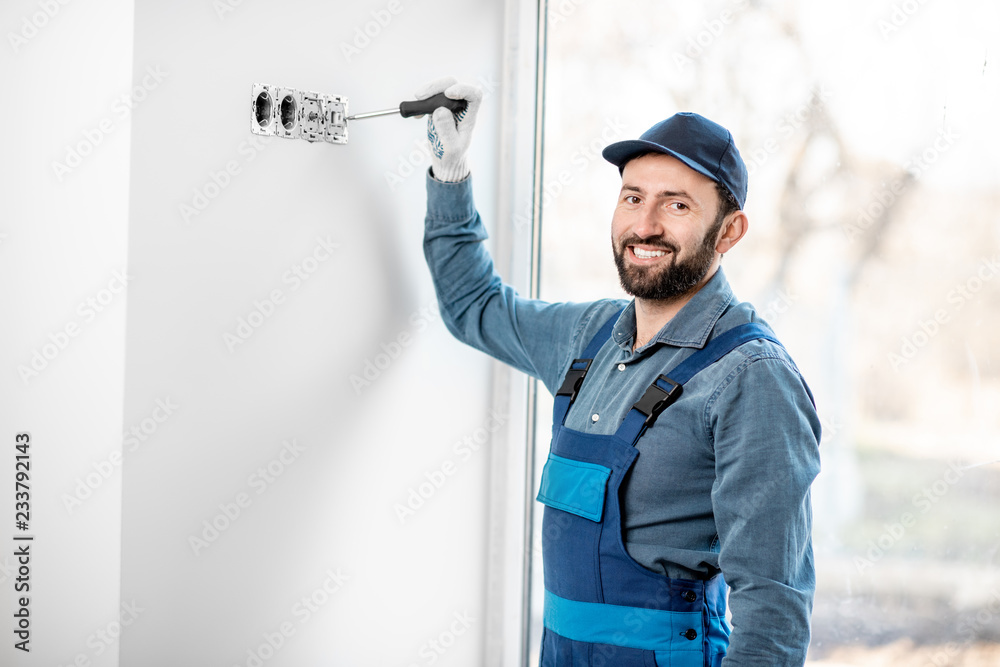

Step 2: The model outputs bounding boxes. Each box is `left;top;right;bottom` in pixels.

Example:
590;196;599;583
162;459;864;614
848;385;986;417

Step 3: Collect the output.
620;184;695;200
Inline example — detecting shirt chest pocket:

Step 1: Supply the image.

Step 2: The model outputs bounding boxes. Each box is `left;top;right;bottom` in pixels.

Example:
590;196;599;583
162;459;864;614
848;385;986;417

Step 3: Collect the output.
536;453;612;522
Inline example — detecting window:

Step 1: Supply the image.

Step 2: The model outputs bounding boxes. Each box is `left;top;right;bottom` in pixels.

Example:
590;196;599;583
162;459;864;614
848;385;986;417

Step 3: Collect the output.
528;1;1000;664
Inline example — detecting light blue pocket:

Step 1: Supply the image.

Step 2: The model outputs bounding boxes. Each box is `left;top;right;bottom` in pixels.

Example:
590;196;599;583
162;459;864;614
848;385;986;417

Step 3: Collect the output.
536;453;611;522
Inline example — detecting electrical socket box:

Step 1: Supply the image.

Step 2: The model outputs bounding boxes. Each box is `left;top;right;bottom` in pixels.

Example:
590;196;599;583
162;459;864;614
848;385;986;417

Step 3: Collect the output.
250;83;348;144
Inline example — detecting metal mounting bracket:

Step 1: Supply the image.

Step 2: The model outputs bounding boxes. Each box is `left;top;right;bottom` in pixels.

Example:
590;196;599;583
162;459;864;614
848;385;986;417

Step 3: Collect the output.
250;83;348;144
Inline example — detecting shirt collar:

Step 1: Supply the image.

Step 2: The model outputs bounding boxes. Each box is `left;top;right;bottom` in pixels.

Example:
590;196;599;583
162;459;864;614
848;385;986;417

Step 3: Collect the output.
611;267;735;352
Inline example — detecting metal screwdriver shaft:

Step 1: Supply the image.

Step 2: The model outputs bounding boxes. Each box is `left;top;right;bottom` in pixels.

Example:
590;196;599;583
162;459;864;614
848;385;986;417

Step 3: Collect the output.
345;107;401;121
346;93;467;121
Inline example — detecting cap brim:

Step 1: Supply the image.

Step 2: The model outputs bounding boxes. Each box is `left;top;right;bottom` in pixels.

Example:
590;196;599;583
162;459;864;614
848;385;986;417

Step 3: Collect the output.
602;139;719;185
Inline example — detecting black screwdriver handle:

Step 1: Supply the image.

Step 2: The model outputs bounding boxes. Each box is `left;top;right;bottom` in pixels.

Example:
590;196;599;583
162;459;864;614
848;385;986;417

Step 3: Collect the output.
399;93;468;118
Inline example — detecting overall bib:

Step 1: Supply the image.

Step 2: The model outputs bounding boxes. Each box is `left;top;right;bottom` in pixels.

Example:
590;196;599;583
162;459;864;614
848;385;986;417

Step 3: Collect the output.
536;312;780;667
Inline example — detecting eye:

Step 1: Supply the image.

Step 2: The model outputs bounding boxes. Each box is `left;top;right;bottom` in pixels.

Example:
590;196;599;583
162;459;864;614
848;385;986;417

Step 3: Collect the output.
623;195;641;205
669;201;688;211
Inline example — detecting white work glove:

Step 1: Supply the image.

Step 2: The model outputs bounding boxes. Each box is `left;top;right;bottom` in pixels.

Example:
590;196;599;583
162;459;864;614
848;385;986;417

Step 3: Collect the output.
414;77;483;182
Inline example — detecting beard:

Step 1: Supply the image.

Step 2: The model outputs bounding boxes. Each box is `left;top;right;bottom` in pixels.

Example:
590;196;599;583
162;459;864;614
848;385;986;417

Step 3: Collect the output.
612;220;722;301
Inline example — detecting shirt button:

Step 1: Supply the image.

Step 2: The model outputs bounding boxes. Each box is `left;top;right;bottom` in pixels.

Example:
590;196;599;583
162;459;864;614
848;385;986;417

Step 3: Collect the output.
683;590;697;602
591;414;600;422
617;363;626;371
682;628;698;641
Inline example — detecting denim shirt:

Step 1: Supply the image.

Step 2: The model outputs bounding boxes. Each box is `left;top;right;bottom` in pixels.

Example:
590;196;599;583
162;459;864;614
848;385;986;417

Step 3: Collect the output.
424;172;821;665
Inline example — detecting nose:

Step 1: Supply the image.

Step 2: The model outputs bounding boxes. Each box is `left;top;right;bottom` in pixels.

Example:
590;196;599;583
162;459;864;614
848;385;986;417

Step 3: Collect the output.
632;204;664;240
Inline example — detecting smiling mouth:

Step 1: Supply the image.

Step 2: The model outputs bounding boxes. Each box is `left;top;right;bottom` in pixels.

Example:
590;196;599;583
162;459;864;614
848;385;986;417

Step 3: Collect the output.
631;246;669;259
628;245;674;262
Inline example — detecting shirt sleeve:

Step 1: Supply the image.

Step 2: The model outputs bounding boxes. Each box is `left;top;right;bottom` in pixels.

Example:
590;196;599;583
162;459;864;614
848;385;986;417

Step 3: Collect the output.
423;171;606;394
708;354;822;666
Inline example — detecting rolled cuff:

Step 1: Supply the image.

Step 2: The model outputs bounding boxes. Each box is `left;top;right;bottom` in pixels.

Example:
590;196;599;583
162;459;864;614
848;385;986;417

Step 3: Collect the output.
426;168;476;224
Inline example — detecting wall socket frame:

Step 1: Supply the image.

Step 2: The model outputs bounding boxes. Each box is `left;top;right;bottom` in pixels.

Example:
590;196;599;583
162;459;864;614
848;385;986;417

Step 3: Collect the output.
250;83;348;144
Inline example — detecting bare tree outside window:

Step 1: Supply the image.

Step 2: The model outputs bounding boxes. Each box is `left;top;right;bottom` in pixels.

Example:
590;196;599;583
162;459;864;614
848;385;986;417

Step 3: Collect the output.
531;1;1000;664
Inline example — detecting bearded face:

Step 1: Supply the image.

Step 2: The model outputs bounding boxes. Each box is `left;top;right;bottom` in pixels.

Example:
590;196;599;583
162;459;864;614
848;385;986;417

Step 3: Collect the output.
612;211;724;301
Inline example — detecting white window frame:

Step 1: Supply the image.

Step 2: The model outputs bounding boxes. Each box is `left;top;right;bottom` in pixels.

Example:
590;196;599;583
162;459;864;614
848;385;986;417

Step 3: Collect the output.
484;1;548;665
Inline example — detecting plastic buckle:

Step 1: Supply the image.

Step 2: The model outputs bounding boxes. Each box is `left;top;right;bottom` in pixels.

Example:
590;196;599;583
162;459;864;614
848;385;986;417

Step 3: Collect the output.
633;375;683;428
555;358;593;403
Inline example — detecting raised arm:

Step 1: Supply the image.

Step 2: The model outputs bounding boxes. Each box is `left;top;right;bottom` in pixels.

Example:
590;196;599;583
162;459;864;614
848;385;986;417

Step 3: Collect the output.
418;78;603;394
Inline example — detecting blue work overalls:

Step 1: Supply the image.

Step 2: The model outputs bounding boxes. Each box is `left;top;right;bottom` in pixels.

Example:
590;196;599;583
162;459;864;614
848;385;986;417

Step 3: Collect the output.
536;312;780;667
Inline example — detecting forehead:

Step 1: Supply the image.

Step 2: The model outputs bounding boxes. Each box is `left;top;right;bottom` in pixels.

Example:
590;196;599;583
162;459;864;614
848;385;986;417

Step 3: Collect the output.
620;153;717;196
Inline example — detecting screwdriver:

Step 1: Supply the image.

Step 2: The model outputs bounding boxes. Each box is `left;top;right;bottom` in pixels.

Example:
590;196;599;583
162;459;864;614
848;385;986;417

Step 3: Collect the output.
346;93;468;121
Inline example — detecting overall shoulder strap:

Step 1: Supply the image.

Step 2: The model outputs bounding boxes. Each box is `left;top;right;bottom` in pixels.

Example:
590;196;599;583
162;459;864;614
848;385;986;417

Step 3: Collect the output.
615;323;781;444
552;307;624;425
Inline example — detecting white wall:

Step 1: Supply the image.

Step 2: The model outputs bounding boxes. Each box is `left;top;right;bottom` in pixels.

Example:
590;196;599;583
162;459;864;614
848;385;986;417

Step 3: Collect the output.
118;1;507;666
3;0;539;665
0;1;133;666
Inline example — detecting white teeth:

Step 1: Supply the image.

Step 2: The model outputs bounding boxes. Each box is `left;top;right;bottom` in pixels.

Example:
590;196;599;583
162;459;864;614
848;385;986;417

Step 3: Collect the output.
632;247;667;259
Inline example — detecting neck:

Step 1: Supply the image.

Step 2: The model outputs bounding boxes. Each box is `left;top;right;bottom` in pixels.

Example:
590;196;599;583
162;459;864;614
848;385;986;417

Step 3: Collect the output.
632;297;688;350
632;265;719;350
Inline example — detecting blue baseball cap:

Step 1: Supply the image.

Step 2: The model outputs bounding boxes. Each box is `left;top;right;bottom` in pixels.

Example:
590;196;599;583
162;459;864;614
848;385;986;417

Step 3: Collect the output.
602;112;748;209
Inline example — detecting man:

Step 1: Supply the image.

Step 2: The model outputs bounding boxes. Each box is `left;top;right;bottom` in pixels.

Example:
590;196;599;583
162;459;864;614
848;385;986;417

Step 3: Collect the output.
417;77;821;666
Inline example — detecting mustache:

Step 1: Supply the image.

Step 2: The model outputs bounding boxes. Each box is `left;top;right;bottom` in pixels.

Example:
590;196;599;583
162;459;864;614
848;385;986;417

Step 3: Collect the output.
615;233;679;255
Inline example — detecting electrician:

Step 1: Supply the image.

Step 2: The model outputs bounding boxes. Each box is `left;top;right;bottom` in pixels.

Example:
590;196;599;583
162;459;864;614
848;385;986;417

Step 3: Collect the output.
417;77;821;667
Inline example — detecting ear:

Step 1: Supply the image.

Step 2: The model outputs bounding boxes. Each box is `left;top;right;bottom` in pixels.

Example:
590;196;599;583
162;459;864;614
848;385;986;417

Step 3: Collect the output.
715;211;749;254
